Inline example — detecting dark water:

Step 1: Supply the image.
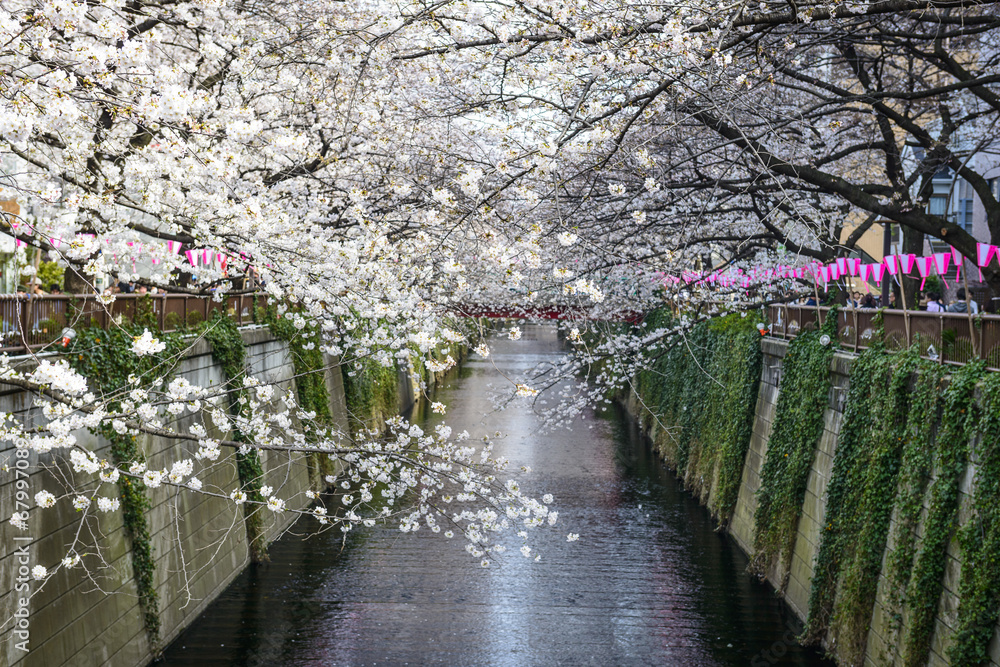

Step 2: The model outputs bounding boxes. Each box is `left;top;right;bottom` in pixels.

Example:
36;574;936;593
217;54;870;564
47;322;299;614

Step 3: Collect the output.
160;325;832;666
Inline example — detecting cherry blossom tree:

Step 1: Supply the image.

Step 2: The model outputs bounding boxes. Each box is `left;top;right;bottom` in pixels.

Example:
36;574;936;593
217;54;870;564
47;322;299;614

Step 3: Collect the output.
3;0;1000;644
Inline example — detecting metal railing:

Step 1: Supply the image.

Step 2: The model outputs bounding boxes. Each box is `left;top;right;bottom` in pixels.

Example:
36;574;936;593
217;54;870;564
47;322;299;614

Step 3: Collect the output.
0;293;265;355
767;304;1000;370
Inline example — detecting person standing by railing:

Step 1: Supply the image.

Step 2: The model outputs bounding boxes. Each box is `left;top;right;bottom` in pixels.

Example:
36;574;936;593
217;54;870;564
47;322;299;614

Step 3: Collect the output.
947;288;979;314
926;292;945;312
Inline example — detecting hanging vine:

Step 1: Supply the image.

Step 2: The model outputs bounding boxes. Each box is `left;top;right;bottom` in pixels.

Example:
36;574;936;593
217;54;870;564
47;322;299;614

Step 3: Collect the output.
264;307;339;487
829;350;915;663
200;312;269;562
632;311;763;523
749;313;837;578
803;345;883;645
948;373;1000;666
68;324;186;648
883;361;944;639
902;360;984;666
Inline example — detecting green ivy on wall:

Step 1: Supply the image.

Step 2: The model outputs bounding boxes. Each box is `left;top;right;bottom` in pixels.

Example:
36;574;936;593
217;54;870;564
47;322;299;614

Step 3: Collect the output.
902;360;983;666
632;306;1000;666
749;314;837;578
342;354;399;434
200;312;269;562
68;324;186;648
803;346;919;664
882;360;944;649
265;308;338;483
632;311;763;524
950;372;1000;666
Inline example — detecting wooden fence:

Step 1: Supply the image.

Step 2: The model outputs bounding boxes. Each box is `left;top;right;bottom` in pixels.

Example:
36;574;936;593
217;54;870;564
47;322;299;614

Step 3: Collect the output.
767;304;1000;370
0;293;264;355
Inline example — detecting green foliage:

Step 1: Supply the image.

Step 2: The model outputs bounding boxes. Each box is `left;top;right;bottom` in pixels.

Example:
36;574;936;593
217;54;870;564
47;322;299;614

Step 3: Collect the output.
342;356;399;433
30;260;64;289
632;310;763;523
948;373;1000;666
265;307;337;482
200;312;269;562
902;361;983;666
883;362;944;636
803;346;919;663
799;348;988;666
635;305;1000;665
750;314;837;577
803;347;882;644
67;324;186;648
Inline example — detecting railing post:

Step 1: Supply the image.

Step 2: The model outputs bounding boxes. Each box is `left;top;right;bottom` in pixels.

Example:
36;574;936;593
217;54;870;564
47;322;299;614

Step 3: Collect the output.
980;319;985;362
939;313;944;365
18;296;27;353
853;307;859;352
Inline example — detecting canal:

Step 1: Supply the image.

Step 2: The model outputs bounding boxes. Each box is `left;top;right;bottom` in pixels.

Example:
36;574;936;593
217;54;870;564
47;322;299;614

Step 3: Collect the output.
161;325;831;666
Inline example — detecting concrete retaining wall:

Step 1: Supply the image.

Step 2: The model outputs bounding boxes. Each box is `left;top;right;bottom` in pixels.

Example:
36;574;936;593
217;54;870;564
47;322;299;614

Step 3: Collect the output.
628;336;1000;666
0;327;352;667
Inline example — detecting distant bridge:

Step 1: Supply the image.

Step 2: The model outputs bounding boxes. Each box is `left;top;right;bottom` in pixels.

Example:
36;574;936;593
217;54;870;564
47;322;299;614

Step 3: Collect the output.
450;304;645;324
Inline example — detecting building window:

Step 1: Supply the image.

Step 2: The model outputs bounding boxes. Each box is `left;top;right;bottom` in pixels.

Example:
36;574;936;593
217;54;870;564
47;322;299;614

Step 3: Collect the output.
956;178;974;231
928;194;948;217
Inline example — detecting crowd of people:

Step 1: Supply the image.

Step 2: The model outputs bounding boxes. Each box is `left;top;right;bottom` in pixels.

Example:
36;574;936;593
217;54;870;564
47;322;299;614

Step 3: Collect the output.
795;287;982;314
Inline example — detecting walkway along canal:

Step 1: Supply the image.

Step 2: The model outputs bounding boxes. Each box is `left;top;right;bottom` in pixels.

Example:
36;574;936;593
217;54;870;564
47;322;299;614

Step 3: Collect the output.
160;325;831;666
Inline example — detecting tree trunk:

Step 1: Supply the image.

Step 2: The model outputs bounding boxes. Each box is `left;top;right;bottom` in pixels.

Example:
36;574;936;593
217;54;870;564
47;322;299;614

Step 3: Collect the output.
63;263;92;295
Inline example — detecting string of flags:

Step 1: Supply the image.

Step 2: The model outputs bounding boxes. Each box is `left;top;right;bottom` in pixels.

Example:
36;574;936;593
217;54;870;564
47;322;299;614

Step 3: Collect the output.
7;223;249;273
658;243;1000;292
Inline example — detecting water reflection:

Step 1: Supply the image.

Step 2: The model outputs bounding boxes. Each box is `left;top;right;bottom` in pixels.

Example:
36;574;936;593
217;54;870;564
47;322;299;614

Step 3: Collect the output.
161;325;831;666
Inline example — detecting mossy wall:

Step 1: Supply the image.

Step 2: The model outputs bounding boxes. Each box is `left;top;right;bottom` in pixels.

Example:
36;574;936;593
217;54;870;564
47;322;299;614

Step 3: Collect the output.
628;323;1000;667
0;328;363;667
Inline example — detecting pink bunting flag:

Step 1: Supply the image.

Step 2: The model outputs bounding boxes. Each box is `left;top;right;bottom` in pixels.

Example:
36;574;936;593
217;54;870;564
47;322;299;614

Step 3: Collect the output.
915;256;933;290
168;241;183;255
829;263;840;280
50;237;61;249
872;263;889;285
15;239;24;249
977;242;998;280
185;249;198;266
836;257;848;274
795;268;804;279
884;255;898;277
896;253;917;274
849;258;861;276
203;249;212;265
951;246;963;282
933;253;951;288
